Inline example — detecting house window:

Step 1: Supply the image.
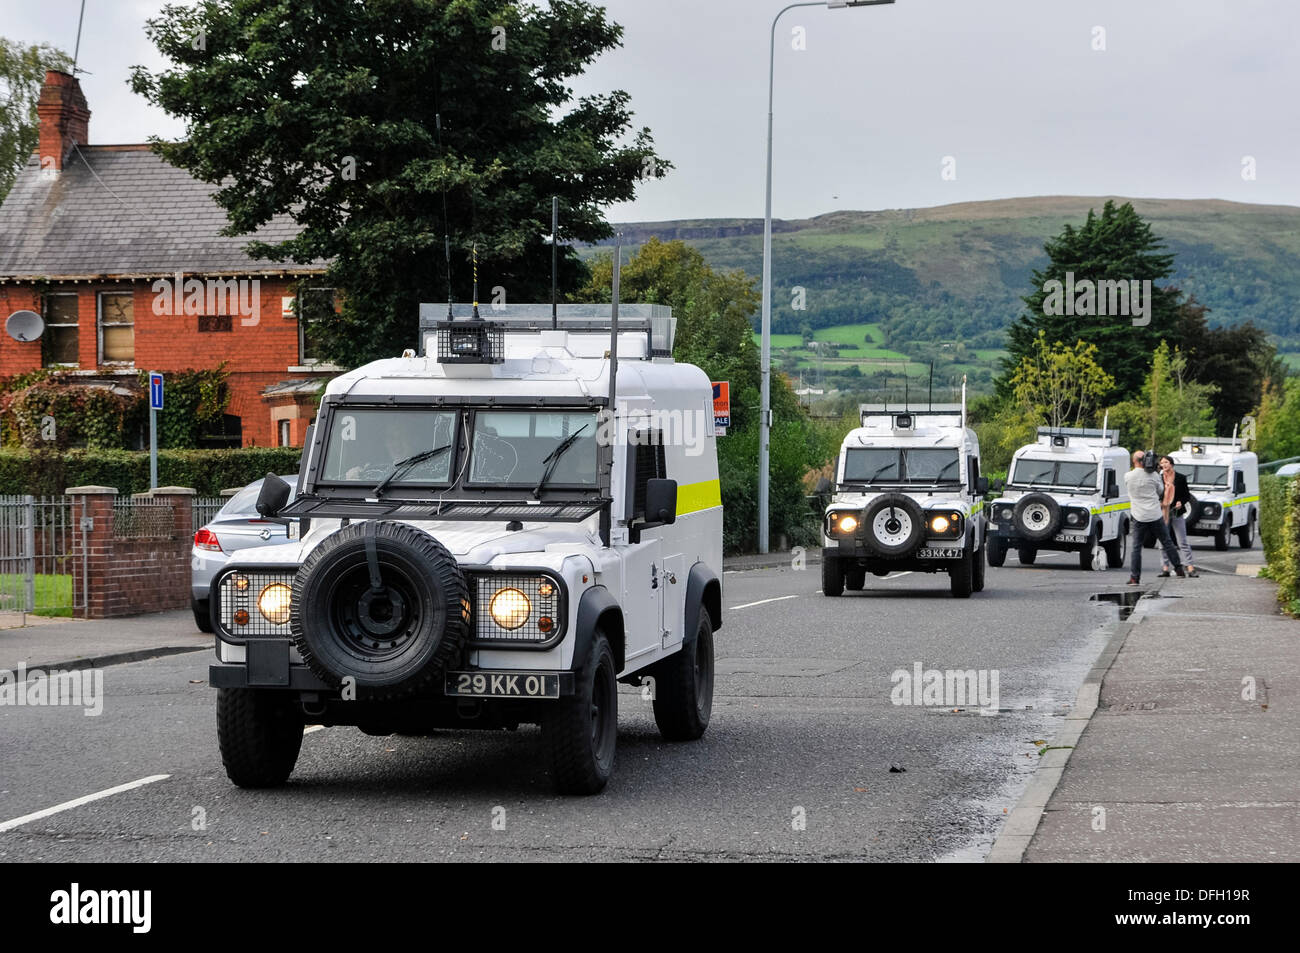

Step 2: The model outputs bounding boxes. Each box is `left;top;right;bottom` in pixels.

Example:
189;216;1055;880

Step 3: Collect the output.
279;419;292;447
98;291;135;364
298;287;334;364
198;314;233;333
42;293;79;366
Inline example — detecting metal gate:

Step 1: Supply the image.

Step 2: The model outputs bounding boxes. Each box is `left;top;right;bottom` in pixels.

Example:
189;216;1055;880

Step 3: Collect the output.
0;495;86;618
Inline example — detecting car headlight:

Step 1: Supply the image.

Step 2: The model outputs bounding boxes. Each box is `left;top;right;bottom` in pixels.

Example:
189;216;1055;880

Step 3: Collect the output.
257;583;293;625
839;515;858;533
828;512;859;535
999;506;1014;521
1065;510;1084;526
931;515;950;533
489;587;531;630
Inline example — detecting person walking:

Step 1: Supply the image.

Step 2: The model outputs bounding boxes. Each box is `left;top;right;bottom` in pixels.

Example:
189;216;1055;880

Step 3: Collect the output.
1125;450;1185;585
1159;454;1198;578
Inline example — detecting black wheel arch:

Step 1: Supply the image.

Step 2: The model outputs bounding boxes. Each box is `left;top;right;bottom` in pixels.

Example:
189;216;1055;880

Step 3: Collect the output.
684;562;721;648
572;585;625;675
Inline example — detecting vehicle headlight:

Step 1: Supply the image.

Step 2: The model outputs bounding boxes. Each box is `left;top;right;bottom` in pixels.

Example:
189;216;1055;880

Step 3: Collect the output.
257;583;293;625
999;507;1014;521
839;515;858;533
489;588;531;630
931;515;950;533
1066;511;1083;526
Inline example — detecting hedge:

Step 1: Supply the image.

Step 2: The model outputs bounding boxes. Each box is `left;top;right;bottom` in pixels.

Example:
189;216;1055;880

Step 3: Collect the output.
1274;476;1300;617
1260;475;1288;570
0;448;303;498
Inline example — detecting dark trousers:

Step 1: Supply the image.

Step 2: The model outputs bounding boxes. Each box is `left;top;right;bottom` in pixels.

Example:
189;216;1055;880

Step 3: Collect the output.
1131;518;1182;581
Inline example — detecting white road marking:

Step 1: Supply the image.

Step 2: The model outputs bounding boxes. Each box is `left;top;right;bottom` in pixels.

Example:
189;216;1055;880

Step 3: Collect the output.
0;774;170;834
885;572;914;578
731;595;799;610
304;725;325;734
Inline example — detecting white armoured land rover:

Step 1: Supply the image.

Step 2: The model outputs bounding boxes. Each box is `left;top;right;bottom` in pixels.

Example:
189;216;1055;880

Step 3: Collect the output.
206;303;723;795
987;427;1131;570
821;399;988;598
1170;435;1259;550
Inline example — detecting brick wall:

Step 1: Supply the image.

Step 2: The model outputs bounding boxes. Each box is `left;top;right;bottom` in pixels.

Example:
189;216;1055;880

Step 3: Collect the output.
68;485;194;619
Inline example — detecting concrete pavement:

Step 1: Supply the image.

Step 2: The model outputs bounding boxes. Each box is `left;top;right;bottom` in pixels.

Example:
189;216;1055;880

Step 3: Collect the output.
1019;567;1300;862
0;610;208;674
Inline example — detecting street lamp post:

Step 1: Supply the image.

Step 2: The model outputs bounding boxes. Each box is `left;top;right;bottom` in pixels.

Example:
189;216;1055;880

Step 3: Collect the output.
758;0;894;554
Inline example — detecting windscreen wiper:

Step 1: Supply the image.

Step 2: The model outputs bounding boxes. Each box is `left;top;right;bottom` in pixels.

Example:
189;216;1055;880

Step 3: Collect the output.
533;424;590;499
371;443;453;498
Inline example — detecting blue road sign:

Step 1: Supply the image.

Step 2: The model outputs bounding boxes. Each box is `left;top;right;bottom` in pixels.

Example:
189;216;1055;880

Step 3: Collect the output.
149;372;164;410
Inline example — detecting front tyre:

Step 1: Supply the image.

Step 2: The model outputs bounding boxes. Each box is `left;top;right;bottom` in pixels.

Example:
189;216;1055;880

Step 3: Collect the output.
1214;516;1231;551
1018;545;1038;566
544;633;617;795
844;566;866;591
1237;512;1255;549
217;688;304;788
1103;524;1127;568
652;608;715;741
986;536;1007;568
822;556;844;597
192;597;214;633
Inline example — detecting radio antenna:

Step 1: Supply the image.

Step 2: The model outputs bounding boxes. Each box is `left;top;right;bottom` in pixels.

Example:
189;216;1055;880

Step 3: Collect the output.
434;95;453;320
551;196;559;330
471;243;480;320
928;361;934;411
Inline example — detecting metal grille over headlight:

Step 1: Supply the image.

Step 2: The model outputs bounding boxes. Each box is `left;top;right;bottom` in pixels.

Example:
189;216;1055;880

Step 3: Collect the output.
473;574;564;644
218;571;296;637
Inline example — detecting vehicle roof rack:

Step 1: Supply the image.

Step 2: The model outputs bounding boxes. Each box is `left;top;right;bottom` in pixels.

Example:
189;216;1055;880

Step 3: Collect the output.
1036;426;1119;446
1181;435;1239;446
418;303;676;358
859;403;962;415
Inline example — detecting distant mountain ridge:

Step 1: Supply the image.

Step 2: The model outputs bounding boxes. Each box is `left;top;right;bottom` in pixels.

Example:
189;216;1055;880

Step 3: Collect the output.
587;196;1300;352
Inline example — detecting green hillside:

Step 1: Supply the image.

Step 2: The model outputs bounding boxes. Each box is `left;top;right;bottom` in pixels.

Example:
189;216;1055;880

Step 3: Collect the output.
586;197;1300;370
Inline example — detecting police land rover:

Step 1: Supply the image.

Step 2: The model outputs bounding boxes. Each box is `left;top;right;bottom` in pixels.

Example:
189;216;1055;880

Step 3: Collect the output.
987;426;1131;570
1170;434;1259;550
821;396;988;598
206;302;723;795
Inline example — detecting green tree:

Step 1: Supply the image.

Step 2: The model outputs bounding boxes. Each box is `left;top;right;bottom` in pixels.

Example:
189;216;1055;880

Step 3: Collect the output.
1106;342;1216;453
130;0;667;367
1254;377;1300;461
1176;297;1284;433
1004;201;1186;395
0;39;72;201
1009;332;1114;428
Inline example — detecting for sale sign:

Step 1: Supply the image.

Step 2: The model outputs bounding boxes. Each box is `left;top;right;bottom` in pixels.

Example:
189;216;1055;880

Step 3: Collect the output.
712;381;730;434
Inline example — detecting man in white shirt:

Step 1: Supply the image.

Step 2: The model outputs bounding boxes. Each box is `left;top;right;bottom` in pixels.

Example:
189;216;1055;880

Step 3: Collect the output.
1125;450;1184;584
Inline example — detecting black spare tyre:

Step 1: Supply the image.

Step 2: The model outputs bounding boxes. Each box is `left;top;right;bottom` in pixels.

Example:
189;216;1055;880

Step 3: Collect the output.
1013;492;1061;542
861;493;926;557
290;521;470;699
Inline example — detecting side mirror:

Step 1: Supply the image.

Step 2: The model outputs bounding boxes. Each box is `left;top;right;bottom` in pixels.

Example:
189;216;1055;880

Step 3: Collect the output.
644;478;678;526
991;478;1005;493
256;473;292;518
975;476;989;495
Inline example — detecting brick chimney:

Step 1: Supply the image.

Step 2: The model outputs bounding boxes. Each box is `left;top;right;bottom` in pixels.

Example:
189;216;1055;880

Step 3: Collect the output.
36;70;90;172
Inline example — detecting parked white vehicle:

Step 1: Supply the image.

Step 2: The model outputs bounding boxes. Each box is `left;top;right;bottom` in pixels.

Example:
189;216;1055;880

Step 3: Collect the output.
987;427;1131;570
207;302;723;794
821;397;988;598
1170;435;1259;550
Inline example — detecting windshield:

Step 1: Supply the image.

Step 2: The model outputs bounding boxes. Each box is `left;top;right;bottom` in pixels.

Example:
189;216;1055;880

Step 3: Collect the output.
1010;458;1098;490
1187;465;1228;489
842;447;961;484
469;411;599;487
319;409;457;484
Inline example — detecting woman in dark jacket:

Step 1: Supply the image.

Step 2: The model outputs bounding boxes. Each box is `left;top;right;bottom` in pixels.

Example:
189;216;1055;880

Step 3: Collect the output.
1160;455;1197;577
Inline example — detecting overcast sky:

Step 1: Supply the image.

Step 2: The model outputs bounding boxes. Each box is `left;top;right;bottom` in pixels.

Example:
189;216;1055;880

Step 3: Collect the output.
8;0;1298;222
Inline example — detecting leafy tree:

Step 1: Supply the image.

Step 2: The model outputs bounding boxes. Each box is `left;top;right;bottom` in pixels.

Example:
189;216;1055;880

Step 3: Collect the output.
1176;297;1284;432
130;0;667;367
1004;201;1186;395
1253;377;1300;462
1009;332;1114;429
969;393;1039;477
0;39;72;201
1106;342;1216;453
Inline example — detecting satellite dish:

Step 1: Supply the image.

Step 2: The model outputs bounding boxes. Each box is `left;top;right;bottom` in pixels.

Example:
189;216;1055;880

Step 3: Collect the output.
6;310;44;342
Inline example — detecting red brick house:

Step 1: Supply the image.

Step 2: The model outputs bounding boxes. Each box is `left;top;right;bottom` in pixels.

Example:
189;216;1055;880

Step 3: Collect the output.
0;71;338;448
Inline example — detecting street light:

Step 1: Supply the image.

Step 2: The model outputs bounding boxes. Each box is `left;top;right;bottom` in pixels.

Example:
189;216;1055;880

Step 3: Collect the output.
758;0;895;554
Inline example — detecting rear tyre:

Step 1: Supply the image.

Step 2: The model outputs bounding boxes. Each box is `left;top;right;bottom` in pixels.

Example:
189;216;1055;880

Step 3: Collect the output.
192;597;214;633
822;556;844;597
950;547;974;598
543;633;617;795
217;687;304;788
652;609;714;742
986;536;1007;568
1017;546;1037;566
844;566;866;591
1103;523;1127;568
1237;512;1255;549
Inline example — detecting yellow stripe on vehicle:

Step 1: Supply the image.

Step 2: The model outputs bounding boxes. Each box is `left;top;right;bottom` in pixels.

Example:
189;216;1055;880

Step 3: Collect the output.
676;478;722;516
1090;502;1131;515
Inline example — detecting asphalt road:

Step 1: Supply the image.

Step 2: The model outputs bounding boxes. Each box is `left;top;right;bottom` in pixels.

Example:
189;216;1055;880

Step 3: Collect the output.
0;538;1255;862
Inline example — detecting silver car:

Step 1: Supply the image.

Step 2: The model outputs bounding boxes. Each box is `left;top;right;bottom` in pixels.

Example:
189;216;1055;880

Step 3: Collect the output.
191;476;298;632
